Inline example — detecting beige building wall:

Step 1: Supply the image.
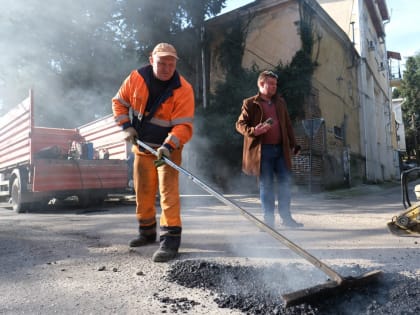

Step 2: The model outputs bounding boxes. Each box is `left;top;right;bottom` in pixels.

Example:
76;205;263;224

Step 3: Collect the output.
241;1;301;69
315;0;356;40
315;0;391;110
310;12;361;157
206;0;302;91
317;0;396;181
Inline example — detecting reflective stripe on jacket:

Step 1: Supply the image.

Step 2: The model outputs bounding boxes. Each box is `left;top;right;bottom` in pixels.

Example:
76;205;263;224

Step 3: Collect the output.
112;65;194;150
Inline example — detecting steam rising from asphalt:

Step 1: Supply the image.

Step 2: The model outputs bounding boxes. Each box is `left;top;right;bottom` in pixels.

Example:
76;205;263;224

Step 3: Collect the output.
0;0;136;126
0;0;253;194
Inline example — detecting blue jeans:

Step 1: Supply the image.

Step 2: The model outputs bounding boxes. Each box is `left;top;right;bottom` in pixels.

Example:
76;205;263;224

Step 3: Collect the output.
259;144;292;226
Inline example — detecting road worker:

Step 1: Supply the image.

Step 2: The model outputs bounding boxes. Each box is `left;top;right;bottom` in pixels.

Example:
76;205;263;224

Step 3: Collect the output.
112;43;195;262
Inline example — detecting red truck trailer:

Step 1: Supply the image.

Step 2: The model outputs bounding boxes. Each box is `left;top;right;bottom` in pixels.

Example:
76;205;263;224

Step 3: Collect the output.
0;90;129;212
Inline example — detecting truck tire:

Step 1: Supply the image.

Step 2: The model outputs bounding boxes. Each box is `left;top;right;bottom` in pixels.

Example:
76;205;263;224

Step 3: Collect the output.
78;193;91;208
11;177;29;213
78;192;106;208
91;192;107;206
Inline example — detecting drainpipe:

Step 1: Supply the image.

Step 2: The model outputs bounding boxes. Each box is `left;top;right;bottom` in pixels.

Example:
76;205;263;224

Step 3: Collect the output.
383;9;396;179
358;0;370;182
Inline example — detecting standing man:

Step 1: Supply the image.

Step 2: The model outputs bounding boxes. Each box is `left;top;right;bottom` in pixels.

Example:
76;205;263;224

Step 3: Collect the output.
235;70;302;228
112;43;195;262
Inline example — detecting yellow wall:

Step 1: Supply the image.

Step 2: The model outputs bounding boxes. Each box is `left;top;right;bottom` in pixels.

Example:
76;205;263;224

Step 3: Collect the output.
206;1;301;91
310;16;361;155
316;0;355;40
241;2;301;69
317;0;390;95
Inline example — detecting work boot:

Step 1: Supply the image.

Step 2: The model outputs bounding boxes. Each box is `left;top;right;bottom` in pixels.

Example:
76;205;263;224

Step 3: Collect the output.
129;233;156;247
152;247;178;262
129;224;157;247
152;226;181;262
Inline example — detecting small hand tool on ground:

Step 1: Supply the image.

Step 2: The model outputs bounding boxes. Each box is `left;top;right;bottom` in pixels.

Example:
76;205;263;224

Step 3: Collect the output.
136;139;382;307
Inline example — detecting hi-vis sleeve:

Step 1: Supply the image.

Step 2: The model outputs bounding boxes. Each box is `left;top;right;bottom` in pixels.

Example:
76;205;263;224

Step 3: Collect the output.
165;76;195;149
112;70;147;129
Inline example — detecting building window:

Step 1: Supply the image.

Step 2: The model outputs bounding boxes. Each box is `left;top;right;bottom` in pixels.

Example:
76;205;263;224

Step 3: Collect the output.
334;126;343;139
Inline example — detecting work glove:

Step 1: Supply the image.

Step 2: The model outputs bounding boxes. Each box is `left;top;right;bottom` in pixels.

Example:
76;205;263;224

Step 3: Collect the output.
123;127;138;144
253;122;271;136
154;146;171;167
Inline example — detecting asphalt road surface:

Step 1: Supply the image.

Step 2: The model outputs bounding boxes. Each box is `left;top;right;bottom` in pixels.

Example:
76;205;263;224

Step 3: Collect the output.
0;182;419;314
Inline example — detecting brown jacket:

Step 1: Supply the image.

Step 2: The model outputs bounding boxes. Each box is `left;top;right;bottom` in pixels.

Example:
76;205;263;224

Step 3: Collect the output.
235;93;297;176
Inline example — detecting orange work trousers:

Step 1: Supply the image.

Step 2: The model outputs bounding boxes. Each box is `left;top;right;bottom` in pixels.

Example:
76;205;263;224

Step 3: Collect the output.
133;148;182;228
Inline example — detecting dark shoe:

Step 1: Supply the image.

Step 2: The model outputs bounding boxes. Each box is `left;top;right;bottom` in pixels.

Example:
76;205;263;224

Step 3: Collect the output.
282;218;303;228
129;234;156;247
152;247;178;262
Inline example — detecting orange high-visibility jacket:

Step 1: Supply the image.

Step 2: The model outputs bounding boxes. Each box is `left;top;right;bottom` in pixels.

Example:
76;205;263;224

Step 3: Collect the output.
112;65;194;152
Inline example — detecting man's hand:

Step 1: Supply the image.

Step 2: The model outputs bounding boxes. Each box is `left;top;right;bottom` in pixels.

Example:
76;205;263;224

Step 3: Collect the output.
253;123;271;136
154;146;171;167
157;146;170;160
123;127;138;144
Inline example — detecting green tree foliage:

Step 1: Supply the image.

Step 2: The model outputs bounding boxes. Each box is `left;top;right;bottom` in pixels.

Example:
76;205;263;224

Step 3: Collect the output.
392;87;401;98
191;19;259;190
401;54;420;125
400;53;420;157
0;0;124;126
194;68;259;191
81;0;226;105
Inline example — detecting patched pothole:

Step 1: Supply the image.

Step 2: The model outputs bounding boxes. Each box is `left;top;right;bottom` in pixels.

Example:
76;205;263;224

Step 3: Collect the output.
164;260;419;315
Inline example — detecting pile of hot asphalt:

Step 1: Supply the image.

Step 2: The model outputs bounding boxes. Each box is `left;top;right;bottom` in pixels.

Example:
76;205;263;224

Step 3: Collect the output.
158;259;419;315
